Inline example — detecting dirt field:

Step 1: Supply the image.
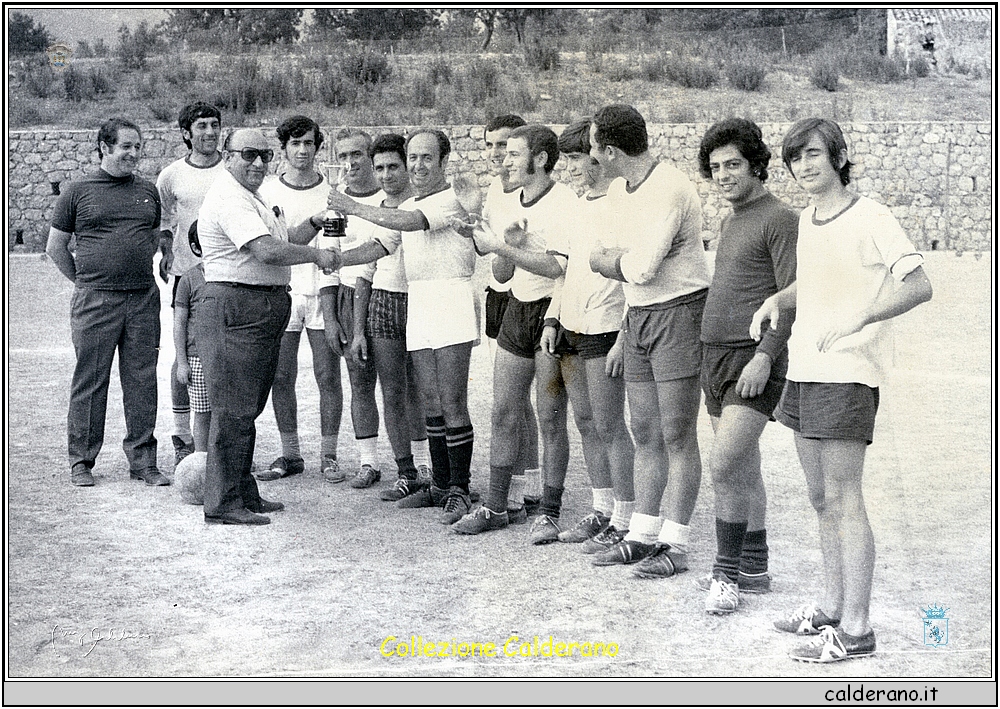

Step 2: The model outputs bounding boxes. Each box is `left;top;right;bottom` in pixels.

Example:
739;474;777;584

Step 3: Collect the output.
5;250;993;681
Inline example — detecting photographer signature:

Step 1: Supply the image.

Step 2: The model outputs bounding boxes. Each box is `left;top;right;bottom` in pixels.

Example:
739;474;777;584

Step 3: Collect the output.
50;625;152;657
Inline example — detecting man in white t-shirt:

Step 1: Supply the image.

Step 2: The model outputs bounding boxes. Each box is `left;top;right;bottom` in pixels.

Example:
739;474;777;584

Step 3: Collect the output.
323;128;386;489
328;129;478;525
480;115;542;512
451;125;577;543
589;105;711;575
256;115;343;484
751;118;932;663
155;102;226;467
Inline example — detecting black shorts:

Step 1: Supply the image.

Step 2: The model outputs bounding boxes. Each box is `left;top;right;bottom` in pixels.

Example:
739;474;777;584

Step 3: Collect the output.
776;380;880;445
700;344;788;419
496;295;550;360
485;286;510;340
171;274;182;308
552;327;619;361
368;288;407;341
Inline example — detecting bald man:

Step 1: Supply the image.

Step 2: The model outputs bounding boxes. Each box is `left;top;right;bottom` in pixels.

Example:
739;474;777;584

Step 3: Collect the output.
196;128;341;525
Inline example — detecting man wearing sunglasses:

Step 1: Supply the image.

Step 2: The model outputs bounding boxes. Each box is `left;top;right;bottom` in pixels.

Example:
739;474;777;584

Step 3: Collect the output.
195;128;341;526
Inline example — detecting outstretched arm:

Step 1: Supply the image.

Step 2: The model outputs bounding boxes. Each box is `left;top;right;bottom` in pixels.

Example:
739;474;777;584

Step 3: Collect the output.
328;191;427;232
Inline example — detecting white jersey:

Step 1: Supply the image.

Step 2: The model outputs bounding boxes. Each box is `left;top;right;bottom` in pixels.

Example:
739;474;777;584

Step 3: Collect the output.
601;162;710;307
787;195;923;387
395;185;476;283
258;173;336;296
546;192;626;335
155;155;226;276
482;176;522;293
339;185;385;289
504;180;575;303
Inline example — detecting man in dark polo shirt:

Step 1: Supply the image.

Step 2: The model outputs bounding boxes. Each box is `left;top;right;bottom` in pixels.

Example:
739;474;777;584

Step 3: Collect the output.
46;117;169;488
196;127;341;526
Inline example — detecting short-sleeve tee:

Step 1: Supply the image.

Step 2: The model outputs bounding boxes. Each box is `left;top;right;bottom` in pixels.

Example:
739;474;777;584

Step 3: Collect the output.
155;155;226;277
174;263;207;355
370;216;407;294
338;185;385;289
482;177;522;293
548;192;626;335
258;173;336;296
51;169;161;290
787;195;924;387
398;185;476;283
504;180;575;303
601;162;710;307
198;170;290;286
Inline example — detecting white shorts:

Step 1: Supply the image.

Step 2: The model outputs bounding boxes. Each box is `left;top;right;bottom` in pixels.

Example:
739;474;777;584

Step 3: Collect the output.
285;293;326;332
407;278;480;352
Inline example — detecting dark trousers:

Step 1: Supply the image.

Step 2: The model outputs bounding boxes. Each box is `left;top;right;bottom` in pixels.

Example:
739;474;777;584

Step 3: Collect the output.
68;285;160;470
197;284;291;517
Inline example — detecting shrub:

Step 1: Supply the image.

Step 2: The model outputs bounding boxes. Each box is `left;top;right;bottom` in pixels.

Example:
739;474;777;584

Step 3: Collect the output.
837;43;903;84
62;66;87;102
135;73;159;100
604;61;637;83
908;55;931;78
664;56;719;89
523;38;560;72
88;66;115;97
464;60;499;103
725;51;767;91
24;64;56;98
341;51;392;86
427;56;452;85
317;71;356;107
150;102;175;122
413;75;436;108
164;60;197;87
641;55;668;82
810;57;840;92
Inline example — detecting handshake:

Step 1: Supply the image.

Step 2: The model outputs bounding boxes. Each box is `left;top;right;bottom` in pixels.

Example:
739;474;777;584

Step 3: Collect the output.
315;247;341;275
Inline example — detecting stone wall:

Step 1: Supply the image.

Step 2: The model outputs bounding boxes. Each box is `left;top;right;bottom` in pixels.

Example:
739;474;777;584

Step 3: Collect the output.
8;121;991;253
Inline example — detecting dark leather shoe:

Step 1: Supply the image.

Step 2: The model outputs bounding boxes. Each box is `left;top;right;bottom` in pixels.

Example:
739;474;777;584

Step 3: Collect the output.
205;508;271;525
248;498;284;513
71;463;95;487
130;467;171;486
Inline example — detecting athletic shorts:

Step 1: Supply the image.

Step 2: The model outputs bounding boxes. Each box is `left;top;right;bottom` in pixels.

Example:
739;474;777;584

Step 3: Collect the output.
368;288;407;342
701;344;788;419
484;286;511;340
775;380;880;445
286;293;326;332
552;327;619;361
171;275;182;308
623;289;706;383
497;295;551;360
407;278;479;352
186;354;210;413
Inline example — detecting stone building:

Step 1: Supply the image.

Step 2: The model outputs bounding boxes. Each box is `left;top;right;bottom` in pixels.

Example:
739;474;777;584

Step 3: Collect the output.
886;8;992;67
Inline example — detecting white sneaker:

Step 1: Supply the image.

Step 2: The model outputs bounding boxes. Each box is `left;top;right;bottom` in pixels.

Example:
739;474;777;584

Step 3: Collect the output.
705;575;740;615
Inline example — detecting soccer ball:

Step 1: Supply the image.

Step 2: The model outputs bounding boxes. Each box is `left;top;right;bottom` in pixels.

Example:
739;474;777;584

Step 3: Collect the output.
175;451;207;505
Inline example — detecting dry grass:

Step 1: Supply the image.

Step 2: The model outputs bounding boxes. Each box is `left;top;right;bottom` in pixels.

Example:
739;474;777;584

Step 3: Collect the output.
5;251;992;680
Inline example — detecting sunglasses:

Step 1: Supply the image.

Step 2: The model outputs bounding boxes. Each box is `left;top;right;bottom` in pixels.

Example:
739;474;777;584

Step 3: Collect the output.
230;147;274;164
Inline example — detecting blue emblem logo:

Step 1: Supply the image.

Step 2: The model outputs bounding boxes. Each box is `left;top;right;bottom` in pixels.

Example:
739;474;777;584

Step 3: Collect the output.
921;603;949;647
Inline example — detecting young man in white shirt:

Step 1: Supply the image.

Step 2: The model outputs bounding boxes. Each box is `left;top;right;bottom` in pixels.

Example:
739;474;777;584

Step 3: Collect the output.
752;118;932;662
481;115;542;513
450;125;577;544
156;103;226;467
589;105;711;574
256;115;344;483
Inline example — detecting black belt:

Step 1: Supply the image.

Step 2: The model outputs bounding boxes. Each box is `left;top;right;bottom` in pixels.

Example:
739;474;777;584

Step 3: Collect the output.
212;281;289;293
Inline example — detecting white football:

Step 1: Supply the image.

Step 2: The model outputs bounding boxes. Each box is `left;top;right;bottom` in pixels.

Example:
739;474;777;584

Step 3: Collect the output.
175;451;207;505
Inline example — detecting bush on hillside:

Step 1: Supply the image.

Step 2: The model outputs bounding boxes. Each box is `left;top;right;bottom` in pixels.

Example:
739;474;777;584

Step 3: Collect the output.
725;50;767;91
811;57;840;91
